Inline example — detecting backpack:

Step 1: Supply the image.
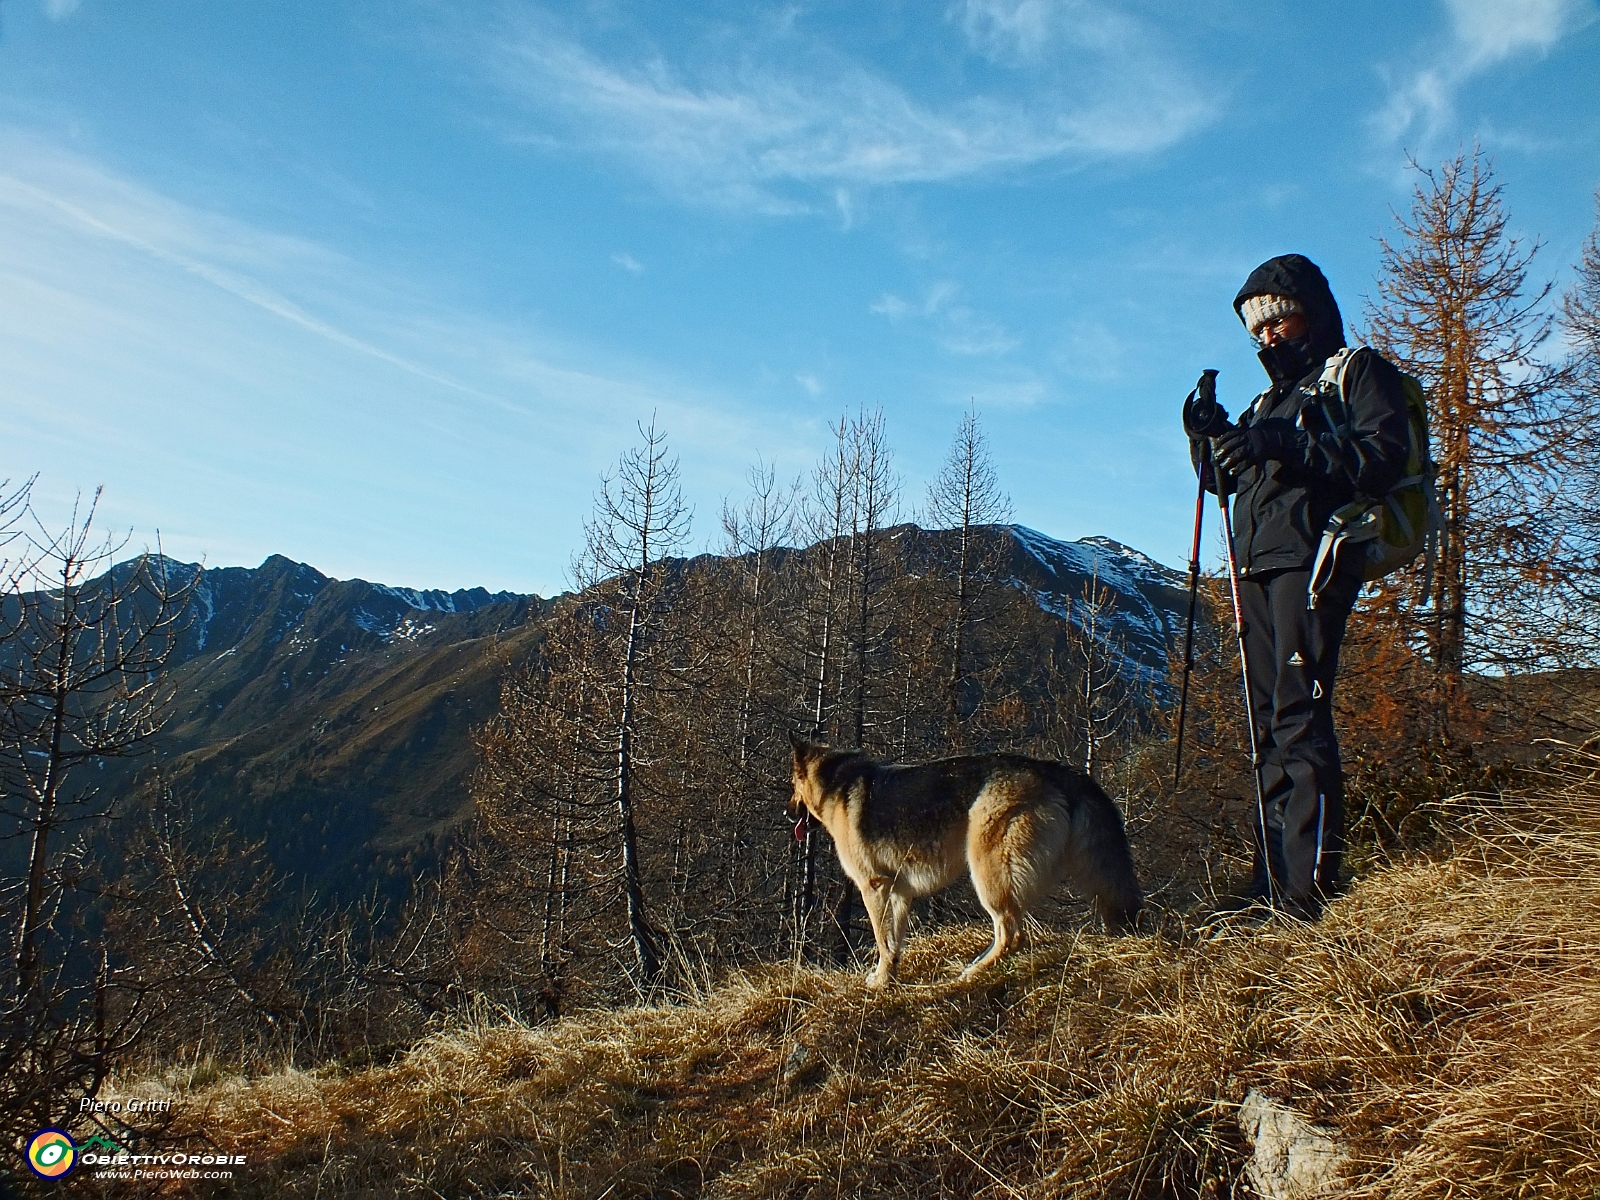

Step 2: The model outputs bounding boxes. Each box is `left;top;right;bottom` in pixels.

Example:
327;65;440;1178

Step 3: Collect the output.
1304;346;1443;609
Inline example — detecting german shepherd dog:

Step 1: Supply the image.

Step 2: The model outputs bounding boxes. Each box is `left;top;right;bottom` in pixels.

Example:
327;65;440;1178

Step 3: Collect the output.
788;734;1142;987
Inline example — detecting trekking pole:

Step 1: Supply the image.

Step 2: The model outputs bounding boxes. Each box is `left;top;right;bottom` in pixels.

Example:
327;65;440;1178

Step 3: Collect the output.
1171;451;1207;792
1185;368;1277;906
1214;461;1278;911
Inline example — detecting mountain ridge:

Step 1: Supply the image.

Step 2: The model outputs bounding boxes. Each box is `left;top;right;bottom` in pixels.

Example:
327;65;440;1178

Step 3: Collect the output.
66;525;1187;898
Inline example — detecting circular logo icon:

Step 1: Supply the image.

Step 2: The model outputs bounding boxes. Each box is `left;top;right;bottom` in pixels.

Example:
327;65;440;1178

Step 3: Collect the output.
27;1129;77;1179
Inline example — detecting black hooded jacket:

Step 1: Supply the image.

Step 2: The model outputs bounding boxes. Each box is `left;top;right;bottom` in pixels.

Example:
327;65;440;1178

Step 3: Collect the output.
1193;254;1412;577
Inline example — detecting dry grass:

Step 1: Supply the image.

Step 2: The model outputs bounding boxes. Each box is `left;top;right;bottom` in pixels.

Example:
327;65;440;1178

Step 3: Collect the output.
114;760;1600;1199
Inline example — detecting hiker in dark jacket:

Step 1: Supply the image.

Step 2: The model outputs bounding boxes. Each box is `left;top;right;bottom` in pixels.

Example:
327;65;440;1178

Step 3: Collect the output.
1184;254;1411;919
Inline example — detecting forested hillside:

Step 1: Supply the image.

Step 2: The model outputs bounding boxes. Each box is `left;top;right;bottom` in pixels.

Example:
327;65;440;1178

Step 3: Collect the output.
1;519;1184;903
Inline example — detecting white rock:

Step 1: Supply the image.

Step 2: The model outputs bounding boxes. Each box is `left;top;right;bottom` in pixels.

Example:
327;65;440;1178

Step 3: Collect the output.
1238;1088;1350;1199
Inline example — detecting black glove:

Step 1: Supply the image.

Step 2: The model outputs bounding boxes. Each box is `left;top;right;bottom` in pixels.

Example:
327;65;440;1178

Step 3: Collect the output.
1182;389;1230;438
1212;418;1301;476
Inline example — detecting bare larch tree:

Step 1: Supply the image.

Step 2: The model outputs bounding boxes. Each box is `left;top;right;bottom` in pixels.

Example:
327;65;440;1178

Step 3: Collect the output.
0;487;191;1139
575;417;692;986
924;404;1013;747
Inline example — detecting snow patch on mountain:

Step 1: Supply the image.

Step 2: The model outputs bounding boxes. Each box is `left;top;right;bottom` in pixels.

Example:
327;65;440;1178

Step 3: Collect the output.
1011;527;1183;595
192;578;216;652
1006;526;1183;688
351;609;394;637
369;584;520;614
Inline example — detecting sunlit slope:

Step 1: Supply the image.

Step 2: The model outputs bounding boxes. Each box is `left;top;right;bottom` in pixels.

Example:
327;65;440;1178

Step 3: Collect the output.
144;771;1600;1199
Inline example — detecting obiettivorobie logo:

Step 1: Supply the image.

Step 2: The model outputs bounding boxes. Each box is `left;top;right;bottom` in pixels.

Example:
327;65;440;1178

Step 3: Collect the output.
27;1129;83;1179
25;1128;244;1180
27;1131;128;1179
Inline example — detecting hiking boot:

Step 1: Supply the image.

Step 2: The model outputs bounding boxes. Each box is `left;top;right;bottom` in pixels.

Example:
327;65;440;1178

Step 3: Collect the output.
1275;894;1325;923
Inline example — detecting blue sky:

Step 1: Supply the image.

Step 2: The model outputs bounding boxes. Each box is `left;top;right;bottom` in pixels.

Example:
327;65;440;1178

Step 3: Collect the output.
2;0;1597;595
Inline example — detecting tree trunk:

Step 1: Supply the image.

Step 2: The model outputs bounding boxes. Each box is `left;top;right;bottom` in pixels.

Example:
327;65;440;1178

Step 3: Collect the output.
615;588;662;985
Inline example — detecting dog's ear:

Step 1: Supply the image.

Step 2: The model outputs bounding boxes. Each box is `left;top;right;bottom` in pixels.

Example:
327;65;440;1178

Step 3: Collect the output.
787;729;810;761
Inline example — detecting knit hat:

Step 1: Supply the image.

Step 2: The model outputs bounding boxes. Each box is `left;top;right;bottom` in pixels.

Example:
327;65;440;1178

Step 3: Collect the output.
1239;293;1303;336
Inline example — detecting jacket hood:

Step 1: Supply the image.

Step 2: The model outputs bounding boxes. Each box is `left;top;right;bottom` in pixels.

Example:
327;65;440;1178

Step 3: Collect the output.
1233;254;1346;365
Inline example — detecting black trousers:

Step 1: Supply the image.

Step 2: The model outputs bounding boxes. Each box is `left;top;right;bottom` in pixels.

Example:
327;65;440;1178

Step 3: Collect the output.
1237;565;1361;905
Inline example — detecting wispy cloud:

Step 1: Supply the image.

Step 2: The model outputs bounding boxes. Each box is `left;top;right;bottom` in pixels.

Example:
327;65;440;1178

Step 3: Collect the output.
871;281;1018;357
611;251;644;273
0;144;503;407
42;0;82;21
952;0;1157;66
1374;0;1596;145
0;134;792;592
473;4;1216;213
871;282;959;322
795;373;822;396
935;370;1049;410
832;187;857;230
870;294;909;321
954;0;1057;64
1447;0;1593;63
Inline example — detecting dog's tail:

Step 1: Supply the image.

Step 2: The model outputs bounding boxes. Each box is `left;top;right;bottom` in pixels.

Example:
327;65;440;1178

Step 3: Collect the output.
1047;765;1143;934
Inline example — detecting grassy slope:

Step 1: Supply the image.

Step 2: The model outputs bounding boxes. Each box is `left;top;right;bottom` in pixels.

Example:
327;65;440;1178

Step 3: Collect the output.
122;775;1600;1200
